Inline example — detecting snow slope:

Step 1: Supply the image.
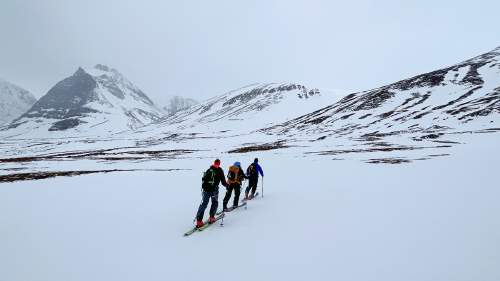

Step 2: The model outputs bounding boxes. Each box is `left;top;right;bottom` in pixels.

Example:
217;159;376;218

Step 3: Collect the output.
0;132;498;281
1;65;163;138
264;46;500;143
0;78;37;125
138;82;341;135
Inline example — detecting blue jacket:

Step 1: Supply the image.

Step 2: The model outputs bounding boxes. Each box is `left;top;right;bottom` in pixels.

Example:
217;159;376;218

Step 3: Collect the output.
255;163;264;177
247;162;264;178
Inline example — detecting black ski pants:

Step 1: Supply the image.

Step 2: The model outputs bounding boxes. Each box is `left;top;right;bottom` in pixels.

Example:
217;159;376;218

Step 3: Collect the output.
246;178;258;196
223;183;241;209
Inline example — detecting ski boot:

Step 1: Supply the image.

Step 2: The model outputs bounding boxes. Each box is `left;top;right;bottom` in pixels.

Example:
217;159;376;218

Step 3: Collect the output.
208;216;216;224
196;220;205;228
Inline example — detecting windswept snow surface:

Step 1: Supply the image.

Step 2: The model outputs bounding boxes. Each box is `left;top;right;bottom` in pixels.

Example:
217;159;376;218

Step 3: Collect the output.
0;132;499;281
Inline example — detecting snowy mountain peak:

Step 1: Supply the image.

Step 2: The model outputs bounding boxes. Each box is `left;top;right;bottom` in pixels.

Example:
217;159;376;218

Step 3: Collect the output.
2;65;163;137
73;67;88;77
85;64;121;79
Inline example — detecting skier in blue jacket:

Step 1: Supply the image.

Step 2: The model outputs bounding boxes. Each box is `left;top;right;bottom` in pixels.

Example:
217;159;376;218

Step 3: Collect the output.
245;158;264;199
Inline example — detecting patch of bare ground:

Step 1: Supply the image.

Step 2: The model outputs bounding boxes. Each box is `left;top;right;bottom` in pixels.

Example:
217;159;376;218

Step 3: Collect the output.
367;142;394;147
0;170;122;182
366;158;411;164
0;149;197;163
483;127;500;132
414;157;431;161
310;136;327;141
419;133;444;139
475;128;500;133
305;145;452;156
431;140;461;144
228;141;290;153
0;167;28;172
0;168;185;183
427;154;450;157
449;128;500;135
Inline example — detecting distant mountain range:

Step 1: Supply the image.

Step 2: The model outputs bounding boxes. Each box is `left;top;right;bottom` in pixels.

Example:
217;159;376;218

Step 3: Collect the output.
125;46;499;160
0;46;498;152
0;46;499;178
0;78;36;125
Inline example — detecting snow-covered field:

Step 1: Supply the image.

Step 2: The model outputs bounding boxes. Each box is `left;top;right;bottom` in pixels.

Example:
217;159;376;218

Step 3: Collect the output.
1;46;499;281
1;131;498;281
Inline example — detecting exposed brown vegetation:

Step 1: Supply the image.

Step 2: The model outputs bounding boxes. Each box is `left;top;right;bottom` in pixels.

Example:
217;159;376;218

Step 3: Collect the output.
0;149;196;163
228;141;290;153
0;168;184;183
366;158;411;164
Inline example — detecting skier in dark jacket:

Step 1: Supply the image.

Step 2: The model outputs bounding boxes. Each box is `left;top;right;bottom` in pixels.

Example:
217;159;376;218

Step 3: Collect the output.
245;158;264;200
196;159;228;228
222;161;247;211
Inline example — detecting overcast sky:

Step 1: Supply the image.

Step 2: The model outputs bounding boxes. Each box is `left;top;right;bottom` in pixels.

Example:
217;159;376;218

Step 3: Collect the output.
1;0;499;105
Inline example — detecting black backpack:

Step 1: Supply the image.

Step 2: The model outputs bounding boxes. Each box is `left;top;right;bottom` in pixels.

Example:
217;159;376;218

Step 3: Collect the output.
247;163;257;178
202;167;217;191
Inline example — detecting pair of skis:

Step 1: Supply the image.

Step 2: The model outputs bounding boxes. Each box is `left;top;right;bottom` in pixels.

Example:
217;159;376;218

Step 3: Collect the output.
183;192;259;237
183;213;226;236
242;192;259;202
216;201;247;215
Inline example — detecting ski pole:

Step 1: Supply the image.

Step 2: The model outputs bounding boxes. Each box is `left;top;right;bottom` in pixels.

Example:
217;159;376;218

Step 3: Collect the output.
218;189;224;227
245;189;248;209
262;177;264;198
238;183;247;210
